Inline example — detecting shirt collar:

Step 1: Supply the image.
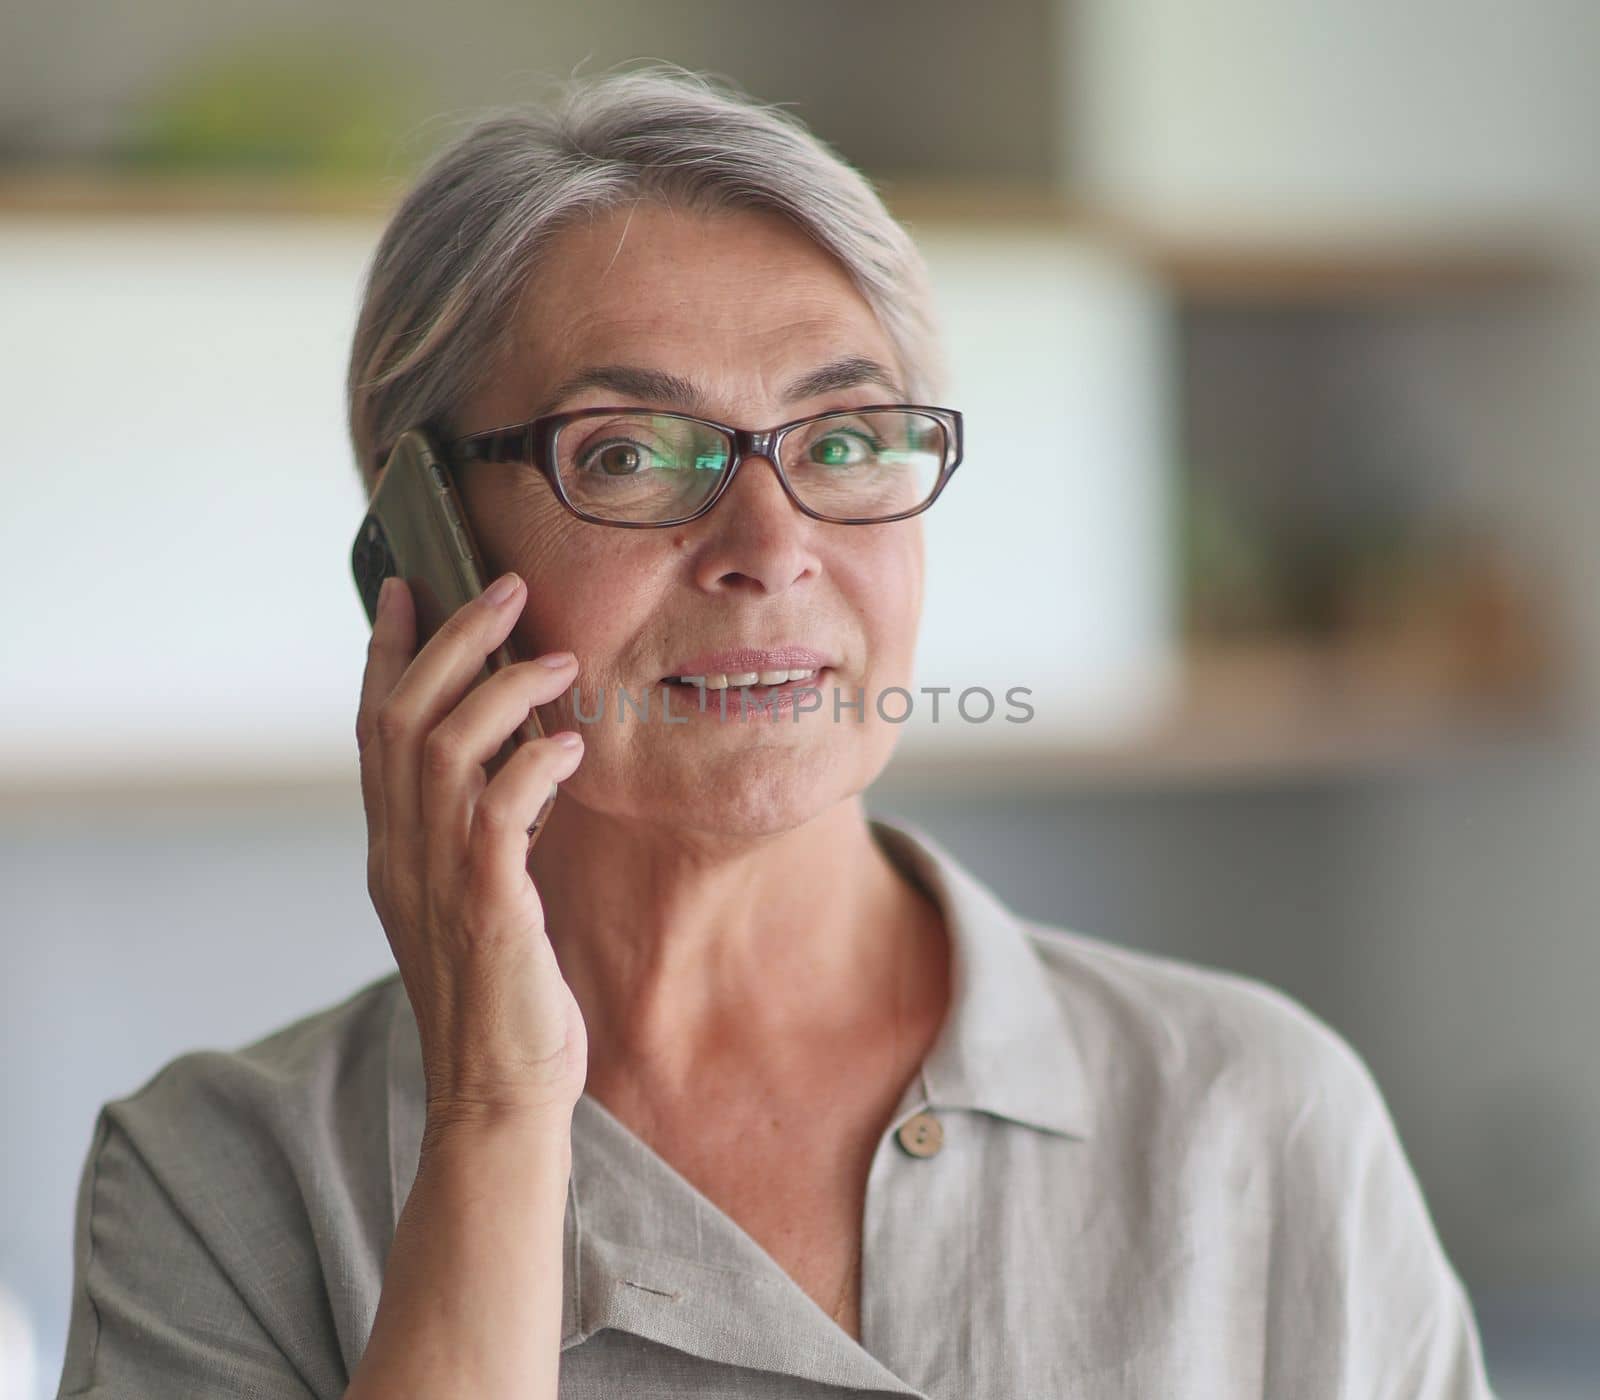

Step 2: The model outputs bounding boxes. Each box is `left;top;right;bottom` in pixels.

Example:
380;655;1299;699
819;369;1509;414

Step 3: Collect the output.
387;815;1093;1386
869;816;1094;1143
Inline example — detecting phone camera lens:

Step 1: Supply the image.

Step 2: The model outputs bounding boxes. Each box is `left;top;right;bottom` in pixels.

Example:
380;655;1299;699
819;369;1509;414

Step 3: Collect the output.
354;515;397;620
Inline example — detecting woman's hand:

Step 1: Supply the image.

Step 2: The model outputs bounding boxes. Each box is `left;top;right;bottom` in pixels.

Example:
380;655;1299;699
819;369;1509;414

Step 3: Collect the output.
355;570;589;1134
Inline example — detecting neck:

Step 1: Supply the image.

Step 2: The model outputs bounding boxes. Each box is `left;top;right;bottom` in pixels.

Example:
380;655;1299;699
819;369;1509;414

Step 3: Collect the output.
527;798;939;1098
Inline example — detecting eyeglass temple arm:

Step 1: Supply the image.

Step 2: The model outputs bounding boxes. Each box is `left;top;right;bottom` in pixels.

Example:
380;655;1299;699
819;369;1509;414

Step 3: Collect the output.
449;430;526;466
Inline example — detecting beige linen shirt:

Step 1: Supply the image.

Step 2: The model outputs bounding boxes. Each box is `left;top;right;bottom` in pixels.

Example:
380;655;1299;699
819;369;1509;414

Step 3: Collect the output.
57;817;1496;1398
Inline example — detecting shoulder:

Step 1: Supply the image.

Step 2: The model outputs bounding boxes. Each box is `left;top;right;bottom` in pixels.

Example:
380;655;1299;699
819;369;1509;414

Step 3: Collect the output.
103;969;405;1166
89;969;406;1264
61;973;407;1396
1007;924;1490;1393
1018;918;1388;1143
1000;931;1489;1393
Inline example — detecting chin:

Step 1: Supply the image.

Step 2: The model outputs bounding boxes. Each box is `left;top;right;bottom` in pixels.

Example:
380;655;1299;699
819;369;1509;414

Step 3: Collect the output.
710;751;838;822
614;742;861;837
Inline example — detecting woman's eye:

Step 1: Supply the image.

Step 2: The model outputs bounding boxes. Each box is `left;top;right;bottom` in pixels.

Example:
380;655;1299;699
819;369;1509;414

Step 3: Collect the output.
809;430;878;467
580;439;656;475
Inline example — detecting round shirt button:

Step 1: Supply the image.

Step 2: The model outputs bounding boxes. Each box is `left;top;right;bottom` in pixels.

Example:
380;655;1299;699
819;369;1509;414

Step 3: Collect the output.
895;1111;944;1158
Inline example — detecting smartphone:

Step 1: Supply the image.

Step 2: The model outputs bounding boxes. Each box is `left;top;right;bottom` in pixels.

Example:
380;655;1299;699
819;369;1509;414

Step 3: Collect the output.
351;426;556;845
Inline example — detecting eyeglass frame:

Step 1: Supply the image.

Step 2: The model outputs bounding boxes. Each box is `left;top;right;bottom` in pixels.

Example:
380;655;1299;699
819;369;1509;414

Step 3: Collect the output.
441;402;965;528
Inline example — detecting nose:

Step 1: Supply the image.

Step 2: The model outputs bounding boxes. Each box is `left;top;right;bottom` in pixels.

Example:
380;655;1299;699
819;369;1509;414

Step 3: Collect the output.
690;448;820;594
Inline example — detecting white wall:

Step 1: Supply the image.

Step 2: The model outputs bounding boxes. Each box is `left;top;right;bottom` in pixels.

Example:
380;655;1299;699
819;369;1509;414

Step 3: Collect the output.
1065;0;1600;240
0;218;377;786
910;228;1180;754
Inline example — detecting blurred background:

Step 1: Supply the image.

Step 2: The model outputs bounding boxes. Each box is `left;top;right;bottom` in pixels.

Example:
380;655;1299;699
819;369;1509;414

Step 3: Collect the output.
2;2;1598;1396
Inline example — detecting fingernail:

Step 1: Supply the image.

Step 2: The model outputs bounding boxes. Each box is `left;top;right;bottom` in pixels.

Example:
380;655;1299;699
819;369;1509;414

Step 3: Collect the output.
483;572;521;606
375;576;394;619
553;730;583;748
538;650;576;669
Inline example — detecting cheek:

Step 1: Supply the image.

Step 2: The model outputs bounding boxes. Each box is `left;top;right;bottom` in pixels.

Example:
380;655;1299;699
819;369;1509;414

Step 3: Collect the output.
876;534;928;636
504;518;593;648
854;532;925;669
509;522;676;677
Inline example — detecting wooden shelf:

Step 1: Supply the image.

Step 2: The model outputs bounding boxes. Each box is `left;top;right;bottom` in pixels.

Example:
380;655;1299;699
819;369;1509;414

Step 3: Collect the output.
879;179;1565;300
1142;238;1563;302
883;712;1565;795
0;168;402;219
880;633;1576;793
0;168;1566;299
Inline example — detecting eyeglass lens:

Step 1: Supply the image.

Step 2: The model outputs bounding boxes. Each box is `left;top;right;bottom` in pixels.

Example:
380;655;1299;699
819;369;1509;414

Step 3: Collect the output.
549;409;947;523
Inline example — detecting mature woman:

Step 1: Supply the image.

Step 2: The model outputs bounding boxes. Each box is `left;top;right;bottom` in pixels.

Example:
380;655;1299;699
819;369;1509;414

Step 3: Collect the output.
58;67;1496;1399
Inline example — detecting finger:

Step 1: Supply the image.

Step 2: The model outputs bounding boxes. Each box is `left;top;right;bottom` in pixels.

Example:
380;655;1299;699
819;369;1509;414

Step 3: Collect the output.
465;731;584;911
419;653;579;900
356;575;418;849
379;572;526;868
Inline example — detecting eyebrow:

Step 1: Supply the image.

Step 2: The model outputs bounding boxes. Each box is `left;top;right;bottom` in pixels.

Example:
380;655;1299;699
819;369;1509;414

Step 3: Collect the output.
528;355;908;418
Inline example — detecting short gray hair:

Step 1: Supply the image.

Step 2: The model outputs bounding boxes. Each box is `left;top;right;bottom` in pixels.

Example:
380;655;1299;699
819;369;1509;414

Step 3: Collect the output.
345;63;947;495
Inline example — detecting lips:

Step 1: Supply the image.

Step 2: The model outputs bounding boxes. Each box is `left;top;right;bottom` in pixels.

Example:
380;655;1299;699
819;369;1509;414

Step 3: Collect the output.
664;670;831;717
659;646;833;686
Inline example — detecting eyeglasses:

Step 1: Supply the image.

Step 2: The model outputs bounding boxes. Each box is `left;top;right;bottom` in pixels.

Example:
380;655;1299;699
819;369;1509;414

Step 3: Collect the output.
444;403;964;527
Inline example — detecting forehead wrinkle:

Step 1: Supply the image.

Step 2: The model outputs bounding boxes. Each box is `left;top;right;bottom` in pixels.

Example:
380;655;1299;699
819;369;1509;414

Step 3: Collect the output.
528;348;900;422
506;249;900;421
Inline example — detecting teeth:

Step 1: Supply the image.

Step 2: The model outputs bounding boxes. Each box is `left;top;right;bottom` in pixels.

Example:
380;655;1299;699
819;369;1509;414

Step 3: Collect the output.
673;668;820;690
